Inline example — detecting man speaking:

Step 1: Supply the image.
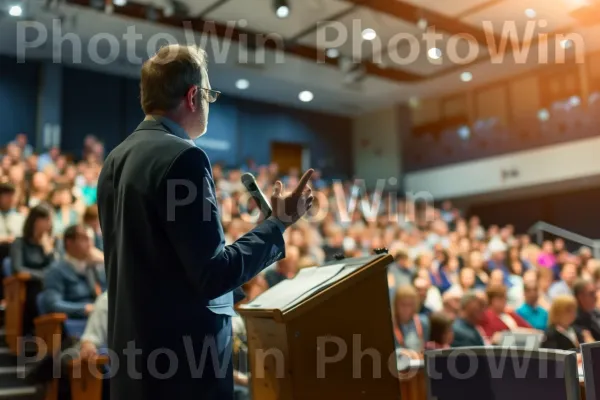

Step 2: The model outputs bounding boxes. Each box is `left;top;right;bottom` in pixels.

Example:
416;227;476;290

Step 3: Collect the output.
97;45;314;400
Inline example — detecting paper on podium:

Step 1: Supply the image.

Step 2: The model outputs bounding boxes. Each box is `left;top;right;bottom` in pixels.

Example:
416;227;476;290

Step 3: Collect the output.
243;263;352;311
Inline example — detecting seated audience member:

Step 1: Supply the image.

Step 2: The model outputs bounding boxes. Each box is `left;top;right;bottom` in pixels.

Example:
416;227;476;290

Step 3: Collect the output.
392;285;430;354
263;245;299;288
79;291;108;360
442;288;462;320
573;279;600;341
322;225;344;261
28;172;51;208
537;267;554;310
79;166;98;206
41;225;105;318
415;268;443;312
542;295;594;350
10;205;56;334
429;250;454;294
426;312;454;350
83;205;103;251
581;258;600;282
481;285;532;340
0;182;25;246
413;276;433;316
452;292;487;347
548;262;578;300
467;250;489;289
0;182;25;267
487;239;508;273
50;185;79;236
537;240;557;270
387;250;414;290
516;280;549;331
447;267;476;298
506;260;525;308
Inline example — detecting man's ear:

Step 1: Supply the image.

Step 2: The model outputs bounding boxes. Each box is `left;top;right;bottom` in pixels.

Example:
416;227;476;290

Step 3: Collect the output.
186;86;199;111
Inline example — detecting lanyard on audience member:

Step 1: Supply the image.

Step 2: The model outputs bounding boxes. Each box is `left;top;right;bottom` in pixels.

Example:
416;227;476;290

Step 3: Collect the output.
394;315;423;346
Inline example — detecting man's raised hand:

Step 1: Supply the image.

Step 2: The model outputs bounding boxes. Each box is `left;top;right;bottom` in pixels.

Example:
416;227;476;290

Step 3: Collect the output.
271;169;314;227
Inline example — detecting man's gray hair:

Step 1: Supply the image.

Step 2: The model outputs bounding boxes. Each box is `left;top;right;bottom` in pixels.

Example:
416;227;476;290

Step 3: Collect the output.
460;291;482;309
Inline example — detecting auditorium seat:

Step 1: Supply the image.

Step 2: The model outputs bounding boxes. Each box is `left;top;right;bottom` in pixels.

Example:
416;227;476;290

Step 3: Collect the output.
68;356;108;400
3;261;30;355
34;294;87;400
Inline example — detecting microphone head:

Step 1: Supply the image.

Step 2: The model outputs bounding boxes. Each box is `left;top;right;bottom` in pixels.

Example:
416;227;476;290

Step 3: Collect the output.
241;173;259;191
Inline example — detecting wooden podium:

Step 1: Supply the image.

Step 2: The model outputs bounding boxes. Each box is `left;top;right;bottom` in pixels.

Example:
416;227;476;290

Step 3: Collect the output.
238;254;401;400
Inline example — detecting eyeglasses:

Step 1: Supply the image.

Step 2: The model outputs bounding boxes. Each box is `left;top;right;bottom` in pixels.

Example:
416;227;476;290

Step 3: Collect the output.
198;87;221;103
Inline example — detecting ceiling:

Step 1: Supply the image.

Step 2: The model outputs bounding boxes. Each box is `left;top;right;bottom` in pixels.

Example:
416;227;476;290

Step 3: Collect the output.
2;0;600;116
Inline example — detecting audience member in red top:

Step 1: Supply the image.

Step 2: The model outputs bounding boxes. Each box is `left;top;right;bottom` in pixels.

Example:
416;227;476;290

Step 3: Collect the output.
481;285;532;342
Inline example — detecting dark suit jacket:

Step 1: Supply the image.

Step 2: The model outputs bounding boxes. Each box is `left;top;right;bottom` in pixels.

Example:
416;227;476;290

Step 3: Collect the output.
541;325;583;351
574;308;600;341
451;318;485;347
97;119;285;400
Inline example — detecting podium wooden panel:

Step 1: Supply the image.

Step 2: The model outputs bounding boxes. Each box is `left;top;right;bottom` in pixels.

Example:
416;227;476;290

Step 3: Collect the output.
238;254;400;400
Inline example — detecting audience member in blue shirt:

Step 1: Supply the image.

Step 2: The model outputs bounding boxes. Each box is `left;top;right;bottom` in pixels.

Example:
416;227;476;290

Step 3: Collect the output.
548;263;578;300
38;147;60;172
393;285;429;353
516;280;548;331
41;225;106;318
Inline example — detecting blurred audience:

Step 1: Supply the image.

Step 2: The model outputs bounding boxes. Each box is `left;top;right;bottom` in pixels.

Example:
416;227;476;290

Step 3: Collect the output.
393;285;429;353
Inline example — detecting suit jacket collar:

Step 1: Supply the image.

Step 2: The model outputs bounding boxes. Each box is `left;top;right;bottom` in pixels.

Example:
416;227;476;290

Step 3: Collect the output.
135;116;196;145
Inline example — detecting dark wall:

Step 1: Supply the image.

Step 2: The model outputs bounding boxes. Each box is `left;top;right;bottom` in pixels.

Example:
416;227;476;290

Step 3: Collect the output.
0;56;39;145
60;67;353;177
468;186;600;238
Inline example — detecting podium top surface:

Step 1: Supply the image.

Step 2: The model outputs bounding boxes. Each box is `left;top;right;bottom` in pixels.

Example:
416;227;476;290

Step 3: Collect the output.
238;254;392;322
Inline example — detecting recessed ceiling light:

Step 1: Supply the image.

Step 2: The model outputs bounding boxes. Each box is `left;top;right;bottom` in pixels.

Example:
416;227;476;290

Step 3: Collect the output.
525;8;536;18
427;48;442;60
8;5;22;16
408;97;420;108
298;91;314;102
537;108;550;121
113;0;126;5
417;18;428;30
460;71;473;82
362;28;377;41
276;5;289;18
235;79;250;90
569;96;581;107
458;125;471;140
326;48;339;58
560;39;573;49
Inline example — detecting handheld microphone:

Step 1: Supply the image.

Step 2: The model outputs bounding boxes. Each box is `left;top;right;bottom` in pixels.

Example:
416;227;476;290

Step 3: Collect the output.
241;173;272;218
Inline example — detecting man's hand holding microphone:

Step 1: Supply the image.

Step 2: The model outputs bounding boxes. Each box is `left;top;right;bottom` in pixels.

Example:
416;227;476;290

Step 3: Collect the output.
242;169;314;229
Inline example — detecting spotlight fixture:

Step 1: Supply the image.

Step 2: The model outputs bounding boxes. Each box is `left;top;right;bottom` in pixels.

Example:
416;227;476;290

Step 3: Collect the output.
458;125;471;140
525;8;536;18
298;91;314;103
417;17;428;30
274;0;289;18
362;28;377;41
113;0;126;6
427;47;442;60
235;79;250;90
9;4;22;16
560;39;573;49
326;48;340;58
460;71;473;82
537;108;550;121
